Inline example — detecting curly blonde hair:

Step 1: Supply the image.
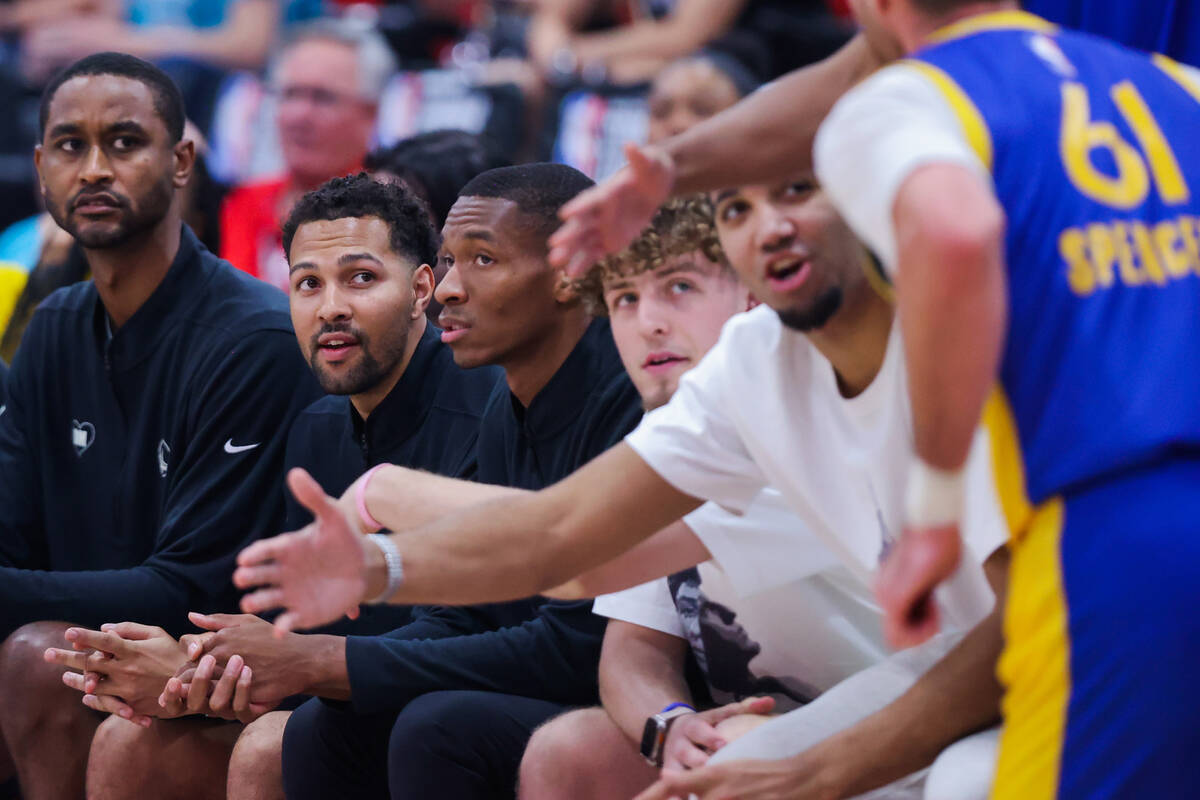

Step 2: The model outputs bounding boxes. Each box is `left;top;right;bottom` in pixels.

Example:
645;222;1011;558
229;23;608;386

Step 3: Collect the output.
575;194;730;316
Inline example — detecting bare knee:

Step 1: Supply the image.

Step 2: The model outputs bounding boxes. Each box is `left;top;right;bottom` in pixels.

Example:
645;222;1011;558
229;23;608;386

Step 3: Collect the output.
0;622;79;729
0;622;72;688
518;708;651;800
228;711;290;800
87;715;161;800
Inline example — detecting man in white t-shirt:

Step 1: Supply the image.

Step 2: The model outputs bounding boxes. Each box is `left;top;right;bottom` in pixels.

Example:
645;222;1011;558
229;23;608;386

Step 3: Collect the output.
236;175;1011;798
516;196;904;800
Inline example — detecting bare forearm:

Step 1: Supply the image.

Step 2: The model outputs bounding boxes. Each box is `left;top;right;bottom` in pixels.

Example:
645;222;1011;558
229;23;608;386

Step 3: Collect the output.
895;167;1008;470
362;468;529;532
547;520;710;600
367;445;703;606
123;0;276;69
572;0;745;66
600;624;691;743
301;634;351;701
804;609;1004;796
665;34;881;195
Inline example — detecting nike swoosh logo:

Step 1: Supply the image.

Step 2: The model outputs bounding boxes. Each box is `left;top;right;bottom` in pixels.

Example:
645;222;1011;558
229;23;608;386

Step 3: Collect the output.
224;439;261;454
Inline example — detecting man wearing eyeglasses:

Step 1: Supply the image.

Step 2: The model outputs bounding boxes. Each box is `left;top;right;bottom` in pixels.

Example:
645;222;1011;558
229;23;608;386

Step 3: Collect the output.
220;19;395;291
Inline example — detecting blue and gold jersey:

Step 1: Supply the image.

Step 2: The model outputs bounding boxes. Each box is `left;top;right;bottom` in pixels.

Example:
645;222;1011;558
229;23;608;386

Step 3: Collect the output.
909;12;1200;508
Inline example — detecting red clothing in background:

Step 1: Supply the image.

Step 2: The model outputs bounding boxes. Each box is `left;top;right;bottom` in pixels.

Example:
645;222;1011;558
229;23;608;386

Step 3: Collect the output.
220;177;290;292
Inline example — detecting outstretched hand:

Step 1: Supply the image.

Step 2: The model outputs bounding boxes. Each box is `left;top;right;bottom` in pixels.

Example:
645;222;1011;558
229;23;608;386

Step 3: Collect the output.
548;143;675;277
875;523;962;649
234;468;369;635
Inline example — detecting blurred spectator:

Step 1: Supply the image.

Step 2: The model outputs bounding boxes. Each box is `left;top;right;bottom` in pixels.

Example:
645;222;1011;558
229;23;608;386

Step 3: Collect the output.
220;20;395;292
0;122;221;362
366;129;509;229
645;52;756;144
365;128;510;320
525;0;849;87
554;50;754;180
19;1;326;132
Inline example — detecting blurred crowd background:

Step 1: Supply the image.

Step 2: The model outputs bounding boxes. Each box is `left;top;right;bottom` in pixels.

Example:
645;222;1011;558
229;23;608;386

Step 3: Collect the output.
0;0;854;358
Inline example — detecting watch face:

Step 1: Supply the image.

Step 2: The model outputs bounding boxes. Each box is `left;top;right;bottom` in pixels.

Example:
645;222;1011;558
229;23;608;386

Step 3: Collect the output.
640;715;662;762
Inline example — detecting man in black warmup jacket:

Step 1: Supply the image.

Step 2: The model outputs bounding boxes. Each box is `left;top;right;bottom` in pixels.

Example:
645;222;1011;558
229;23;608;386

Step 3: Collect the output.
0;53;320;798
274;164;644;800
73;174;503;800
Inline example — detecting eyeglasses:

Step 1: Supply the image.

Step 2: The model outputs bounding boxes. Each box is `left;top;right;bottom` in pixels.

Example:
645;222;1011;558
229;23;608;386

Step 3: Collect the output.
271;85;365;110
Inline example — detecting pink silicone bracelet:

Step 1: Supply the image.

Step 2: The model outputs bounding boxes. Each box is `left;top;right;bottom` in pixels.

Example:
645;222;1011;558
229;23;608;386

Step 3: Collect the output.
355;464;388;531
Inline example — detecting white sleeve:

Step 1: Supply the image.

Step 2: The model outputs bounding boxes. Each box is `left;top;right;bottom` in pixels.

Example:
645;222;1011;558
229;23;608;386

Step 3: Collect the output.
592;578;686;638
814;63;994;274
624;329;770;514
684;492;840;599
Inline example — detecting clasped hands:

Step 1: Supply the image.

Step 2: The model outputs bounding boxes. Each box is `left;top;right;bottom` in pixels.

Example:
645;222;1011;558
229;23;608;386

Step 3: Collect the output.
42;612;294;726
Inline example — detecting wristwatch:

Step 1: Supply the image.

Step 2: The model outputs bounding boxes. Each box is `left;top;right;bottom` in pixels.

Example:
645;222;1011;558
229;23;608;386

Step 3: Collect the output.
640;702;695;767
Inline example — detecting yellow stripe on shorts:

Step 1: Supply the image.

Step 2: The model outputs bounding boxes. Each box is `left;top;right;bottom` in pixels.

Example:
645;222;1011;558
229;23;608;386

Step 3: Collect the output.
993;497;1070;800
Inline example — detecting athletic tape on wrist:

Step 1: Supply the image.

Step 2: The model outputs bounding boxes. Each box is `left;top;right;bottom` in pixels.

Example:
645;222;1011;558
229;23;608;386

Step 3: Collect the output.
904;456;965;528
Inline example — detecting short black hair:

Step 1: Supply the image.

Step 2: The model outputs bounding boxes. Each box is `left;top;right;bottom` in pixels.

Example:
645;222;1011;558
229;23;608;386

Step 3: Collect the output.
282;172;439;268
40;52;186;142
365;130;510;228
457;163;595;242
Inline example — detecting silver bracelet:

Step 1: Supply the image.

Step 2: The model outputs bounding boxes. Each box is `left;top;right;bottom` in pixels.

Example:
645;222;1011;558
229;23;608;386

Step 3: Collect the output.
366;533;404;604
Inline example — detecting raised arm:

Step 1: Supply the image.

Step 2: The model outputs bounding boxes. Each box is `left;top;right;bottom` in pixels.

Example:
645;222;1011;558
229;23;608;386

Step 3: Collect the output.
546;519;711;600
353;466;529;533
236;443;705;631
548;33;885;275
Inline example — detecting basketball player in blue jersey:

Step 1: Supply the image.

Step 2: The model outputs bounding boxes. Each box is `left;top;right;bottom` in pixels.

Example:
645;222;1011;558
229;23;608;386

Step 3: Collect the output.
815;1;1200;798
545;2;1198;279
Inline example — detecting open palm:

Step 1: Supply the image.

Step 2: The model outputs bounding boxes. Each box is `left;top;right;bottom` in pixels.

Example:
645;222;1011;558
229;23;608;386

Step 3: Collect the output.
235;468;368;634
548;143;676;277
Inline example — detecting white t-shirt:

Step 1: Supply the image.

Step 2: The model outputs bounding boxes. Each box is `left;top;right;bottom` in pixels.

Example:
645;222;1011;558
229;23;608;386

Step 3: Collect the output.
812;56;1200;274
594;491;889;709
624;308;1007;632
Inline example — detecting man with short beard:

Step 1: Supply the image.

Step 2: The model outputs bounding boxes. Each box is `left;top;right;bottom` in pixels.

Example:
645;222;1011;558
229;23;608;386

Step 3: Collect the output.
0;53;320;798
72;173;502;800
239;175;1011;799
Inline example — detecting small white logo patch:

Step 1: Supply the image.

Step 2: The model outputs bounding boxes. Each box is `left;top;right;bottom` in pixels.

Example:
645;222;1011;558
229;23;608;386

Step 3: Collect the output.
224;439;260;454
72;420;95;456
157;439;171;477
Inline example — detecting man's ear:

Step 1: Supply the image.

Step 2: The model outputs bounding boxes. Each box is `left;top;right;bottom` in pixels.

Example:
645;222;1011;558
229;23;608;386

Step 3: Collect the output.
172;138;196;190
412;263;436;318
33;145;46;195
553;270;580;305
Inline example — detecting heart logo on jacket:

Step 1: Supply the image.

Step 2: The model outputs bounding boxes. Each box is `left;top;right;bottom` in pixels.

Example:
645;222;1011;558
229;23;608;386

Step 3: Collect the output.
72;419;95;456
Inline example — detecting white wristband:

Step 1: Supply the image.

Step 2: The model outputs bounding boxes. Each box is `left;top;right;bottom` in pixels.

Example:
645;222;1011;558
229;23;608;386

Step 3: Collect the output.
904;456;965;528
366;533;404;604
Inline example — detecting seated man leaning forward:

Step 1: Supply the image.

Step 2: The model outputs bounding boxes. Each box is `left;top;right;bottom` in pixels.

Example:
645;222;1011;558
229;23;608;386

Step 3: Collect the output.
519;195;897;799
79;163;640;800
0;53;321;799
272;163;644;800
238;176;1012;799
59;173;502;800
